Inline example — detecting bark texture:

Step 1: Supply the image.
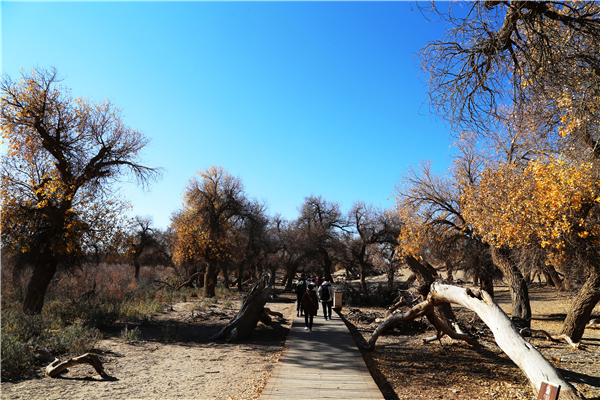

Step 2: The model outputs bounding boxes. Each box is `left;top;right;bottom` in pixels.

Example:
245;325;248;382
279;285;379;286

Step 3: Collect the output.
560;268;600;342
491;247;531;328
210;273;272;341
23;261;57;314
429;283;582;400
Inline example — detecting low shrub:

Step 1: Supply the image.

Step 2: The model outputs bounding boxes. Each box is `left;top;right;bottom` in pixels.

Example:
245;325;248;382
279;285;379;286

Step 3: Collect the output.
1;307;101;378
45;322;102;355
120;325;142;344
1;328;36;377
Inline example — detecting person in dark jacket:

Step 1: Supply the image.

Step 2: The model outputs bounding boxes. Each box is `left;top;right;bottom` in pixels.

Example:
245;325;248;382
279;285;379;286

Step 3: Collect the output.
301;283;319;331
318;279;334;320
294;274;307;317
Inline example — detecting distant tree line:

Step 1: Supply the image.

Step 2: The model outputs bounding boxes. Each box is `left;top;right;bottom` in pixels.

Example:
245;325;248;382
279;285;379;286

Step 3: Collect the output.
3;0;599;348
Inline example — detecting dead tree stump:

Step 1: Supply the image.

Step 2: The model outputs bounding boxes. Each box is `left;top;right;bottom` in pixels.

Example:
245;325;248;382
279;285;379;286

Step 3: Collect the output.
210;272;274;341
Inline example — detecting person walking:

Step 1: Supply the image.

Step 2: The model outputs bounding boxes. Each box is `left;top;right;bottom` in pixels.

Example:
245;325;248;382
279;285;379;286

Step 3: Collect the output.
301;283;319;331
294;274;307;317
318;279;334;320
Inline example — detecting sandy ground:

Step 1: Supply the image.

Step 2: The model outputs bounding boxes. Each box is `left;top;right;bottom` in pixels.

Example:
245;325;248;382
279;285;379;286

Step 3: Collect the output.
1;295;296;400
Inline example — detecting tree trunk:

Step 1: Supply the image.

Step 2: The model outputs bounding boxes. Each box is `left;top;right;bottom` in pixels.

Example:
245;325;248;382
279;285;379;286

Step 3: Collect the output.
543;270;555;287
321;249;333;282
491;247;531;328
480;273;495;298
269;264;277;287
387;266;395;288
133;256;141;281
560;267;600;342
423;261;439;278
221;263;230;288
204;262;217;298
545;264;564;291
430;284;582;400
359;261;368;293
406;256;435;287
366;283;584;400
210;273;272;341
238;261;246;291
23;261;57;314
405;256;456;323
283;263;297;291
445;261;454;282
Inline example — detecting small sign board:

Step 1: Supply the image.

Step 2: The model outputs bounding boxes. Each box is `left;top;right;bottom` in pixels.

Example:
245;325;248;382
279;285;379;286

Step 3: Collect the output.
333;292;342;310
537;382;560;400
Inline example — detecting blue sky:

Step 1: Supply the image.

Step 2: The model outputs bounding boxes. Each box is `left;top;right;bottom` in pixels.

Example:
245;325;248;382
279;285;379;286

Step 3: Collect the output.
2;1;455;230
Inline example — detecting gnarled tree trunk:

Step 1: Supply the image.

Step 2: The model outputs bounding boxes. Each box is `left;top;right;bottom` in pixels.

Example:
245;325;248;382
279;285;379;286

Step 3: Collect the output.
543;264;563;290
204;261;218;298
491;247;531;329
405;256;456;324
560;267;600;342
23;261;57;314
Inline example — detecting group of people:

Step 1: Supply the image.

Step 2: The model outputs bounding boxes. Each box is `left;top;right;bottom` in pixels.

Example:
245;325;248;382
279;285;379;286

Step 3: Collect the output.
293;273;334;331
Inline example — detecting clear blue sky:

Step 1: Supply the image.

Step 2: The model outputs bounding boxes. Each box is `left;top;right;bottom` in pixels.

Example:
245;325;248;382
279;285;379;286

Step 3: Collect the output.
2;1;454;230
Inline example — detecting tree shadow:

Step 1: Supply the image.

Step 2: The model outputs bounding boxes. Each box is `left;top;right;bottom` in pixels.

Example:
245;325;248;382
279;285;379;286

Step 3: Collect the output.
52;374;119;382
558;368;600;388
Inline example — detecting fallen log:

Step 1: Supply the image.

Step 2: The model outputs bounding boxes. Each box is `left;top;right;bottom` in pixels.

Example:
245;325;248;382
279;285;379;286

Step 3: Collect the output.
177;272;204;289
45;353;109;379
364;296;476;350
365;282;583;400
430;283;582;399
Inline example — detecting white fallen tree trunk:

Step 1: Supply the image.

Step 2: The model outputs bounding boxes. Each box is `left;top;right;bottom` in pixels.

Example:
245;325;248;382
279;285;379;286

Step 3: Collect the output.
366;282;584;400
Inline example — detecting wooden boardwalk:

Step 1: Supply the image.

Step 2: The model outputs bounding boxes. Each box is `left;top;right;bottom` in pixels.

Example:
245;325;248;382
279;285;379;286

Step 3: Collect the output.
260;311;385;400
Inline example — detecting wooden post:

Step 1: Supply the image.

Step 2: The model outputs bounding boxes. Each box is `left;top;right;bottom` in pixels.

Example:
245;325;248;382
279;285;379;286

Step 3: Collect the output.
537;383;560;400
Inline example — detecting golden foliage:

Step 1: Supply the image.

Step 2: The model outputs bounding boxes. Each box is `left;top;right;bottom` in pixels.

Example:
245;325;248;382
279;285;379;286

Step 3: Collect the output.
171;166;245;268
462;156;599;264
1;68;151;264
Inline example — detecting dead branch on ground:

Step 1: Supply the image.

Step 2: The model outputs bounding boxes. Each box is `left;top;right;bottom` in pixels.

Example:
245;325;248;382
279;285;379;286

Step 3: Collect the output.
42;352;110;379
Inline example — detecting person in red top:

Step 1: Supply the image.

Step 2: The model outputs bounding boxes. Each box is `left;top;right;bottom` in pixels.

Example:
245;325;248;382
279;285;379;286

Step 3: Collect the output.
301;283;319;331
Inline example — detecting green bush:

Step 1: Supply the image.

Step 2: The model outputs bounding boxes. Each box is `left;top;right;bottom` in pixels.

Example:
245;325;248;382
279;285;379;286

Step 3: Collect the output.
1;308;100;377
1;307;48;343
46;322;102;354
83;300;120;329
120;297;164;323
43;297;120;329
215;283;229;297
1;328;36;377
